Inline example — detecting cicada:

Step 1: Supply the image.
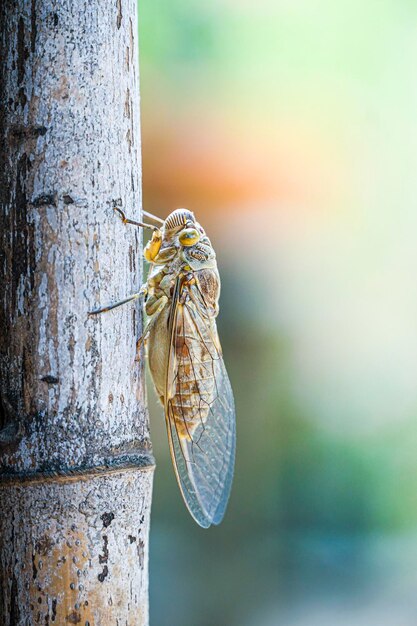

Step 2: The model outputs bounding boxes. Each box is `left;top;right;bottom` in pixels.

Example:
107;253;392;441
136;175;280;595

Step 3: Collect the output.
90;208;236;527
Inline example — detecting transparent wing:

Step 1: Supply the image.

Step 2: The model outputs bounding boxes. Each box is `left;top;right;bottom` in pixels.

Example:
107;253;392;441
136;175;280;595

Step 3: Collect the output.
164;279;236;528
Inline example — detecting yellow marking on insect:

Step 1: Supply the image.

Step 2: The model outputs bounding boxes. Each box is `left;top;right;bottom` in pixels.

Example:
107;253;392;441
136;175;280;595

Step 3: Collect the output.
144;229;163;262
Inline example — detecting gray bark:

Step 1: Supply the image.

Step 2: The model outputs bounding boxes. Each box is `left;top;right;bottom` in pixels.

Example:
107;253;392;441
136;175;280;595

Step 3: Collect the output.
0;0;154;624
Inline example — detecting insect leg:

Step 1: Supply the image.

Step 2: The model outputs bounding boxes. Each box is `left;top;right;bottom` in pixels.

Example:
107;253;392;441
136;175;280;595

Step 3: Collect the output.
143;210;164;226
113;207;155;231
144;229;163;262
88;286;147;316
135;295;168;361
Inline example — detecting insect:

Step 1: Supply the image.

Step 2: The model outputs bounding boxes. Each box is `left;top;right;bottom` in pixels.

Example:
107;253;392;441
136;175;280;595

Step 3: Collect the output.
90;207;236;527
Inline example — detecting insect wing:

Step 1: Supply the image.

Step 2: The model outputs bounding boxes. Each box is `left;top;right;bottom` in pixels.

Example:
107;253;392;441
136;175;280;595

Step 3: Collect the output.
165;280;236;527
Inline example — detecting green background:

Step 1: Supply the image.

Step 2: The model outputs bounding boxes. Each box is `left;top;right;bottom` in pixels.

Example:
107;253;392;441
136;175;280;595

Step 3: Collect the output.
139;1;417;624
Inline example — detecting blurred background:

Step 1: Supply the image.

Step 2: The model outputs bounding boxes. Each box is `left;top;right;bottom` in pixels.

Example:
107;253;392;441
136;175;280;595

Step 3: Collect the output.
138;1;417;624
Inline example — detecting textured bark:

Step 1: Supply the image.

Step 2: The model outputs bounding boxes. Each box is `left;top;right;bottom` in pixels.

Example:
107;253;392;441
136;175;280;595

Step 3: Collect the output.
0;0;153;624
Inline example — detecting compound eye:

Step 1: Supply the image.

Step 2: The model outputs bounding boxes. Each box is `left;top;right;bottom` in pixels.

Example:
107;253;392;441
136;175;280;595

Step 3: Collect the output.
179;228;200;247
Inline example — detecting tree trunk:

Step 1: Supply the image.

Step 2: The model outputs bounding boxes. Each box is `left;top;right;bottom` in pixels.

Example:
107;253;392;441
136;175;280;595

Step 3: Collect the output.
0;1;154;624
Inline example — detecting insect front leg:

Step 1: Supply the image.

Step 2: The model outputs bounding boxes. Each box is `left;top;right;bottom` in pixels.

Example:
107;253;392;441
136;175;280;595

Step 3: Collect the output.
142;210;164;226
113;206;155;231
144;229;163;262
135;294;168;361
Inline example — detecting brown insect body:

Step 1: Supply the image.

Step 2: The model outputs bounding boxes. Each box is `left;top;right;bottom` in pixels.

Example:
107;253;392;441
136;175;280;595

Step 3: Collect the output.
143;209;235;527
145;218;218;431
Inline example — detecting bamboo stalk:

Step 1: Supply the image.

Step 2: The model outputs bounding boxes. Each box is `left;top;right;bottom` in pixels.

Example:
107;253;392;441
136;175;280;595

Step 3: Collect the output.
0;1;154;623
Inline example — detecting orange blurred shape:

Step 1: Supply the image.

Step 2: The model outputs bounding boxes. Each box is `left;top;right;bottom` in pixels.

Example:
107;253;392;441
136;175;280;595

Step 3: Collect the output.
142;105;344;214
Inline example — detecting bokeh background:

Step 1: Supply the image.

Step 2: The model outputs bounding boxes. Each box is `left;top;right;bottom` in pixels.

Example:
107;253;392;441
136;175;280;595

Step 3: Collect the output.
138;1;417;624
